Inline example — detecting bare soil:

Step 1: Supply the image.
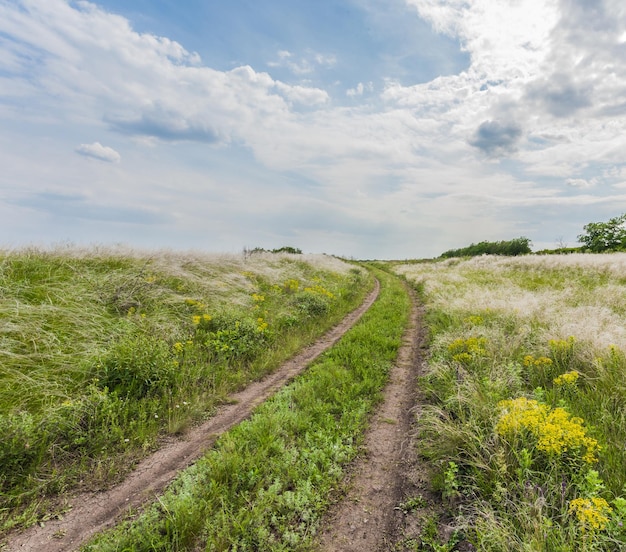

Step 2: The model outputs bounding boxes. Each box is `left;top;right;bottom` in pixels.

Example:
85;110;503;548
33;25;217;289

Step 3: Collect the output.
315;284;436;552
5;280;380;552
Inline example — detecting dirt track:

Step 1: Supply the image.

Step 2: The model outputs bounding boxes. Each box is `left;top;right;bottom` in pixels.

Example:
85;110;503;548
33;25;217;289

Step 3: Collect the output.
6;280;380;552
315;283;427;551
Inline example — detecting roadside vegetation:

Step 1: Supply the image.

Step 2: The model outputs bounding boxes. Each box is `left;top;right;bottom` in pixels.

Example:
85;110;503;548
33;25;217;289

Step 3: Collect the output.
0;246;372;536
394;253;626;550
82;266;410;551
440;237;532;258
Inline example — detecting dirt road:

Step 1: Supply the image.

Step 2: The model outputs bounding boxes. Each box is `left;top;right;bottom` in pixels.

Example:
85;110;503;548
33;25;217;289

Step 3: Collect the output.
6;280;380;552
315;284;428;551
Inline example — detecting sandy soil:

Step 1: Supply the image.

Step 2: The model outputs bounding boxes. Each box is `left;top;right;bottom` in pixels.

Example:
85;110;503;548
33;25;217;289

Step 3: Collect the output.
316;284;432;552
5;280;380;552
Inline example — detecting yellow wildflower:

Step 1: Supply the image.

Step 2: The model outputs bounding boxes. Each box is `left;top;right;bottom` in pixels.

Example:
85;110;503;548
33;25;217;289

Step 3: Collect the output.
569;497;612;532
554;370;580;386
523;354;553;368
464;315;484;326
303;284;334;299
448;337;487;362
496;397;599;463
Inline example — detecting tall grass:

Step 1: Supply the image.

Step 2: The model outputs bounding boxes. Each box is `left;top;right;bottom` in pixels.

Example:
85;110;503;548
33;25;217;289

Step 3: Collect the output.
395;253;626;550
82;266;411;551
0;246;372;535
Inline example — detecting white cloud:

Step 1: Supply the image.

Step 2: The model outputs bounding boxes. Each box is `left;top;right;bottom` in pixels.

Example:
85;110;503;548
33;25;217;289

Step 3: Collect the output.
346;82;373;97
0;1;329;145
267;48;336;75
2;0;626;257
566;178;597;189
75;142;121;163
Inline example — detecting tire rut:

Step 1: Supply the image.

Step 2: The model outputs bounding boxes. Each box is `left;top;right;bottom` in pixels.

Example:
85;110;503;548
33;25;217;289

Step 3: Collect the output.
316;281;427;551
5;280;380;552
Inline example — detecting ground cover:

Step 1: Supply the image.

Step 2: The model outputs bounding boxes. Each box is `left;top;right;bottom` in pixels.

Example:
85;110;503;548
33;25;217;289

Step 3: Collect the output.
79;266;411;551
394;253;626;550
0;246;371;536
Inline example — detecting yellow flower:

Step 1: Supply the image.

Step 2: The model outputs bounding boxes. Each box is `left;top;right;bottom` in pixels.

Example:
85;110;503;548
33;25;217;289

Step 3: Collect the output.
569;497;612;532
303;284;334;299
464;315;484;326
496;397;599;463
173;342;184;354
523;354;553;368
554;370;580;386
192;315;201;325
448;337;487;362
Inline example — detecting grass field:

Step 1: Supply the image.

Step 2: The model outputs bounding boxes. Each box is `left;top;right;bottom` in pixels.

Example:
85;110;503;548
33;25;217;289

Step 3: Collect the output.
82;266;410;550
0;246;372;535
5;246;626;550
394;253;626;550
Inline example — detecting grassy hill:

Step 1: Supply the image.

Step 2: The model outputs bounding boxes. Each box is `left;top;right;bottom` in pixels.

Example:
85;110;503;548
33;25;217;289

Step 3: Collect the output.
0;246;372;534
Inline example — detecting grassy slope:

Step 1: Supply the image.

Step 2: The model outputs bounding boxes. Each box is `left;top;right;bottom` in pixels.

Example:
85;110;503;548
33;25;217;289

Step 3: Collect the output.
82;266;411;551
0;247;372;535
395;254;626;550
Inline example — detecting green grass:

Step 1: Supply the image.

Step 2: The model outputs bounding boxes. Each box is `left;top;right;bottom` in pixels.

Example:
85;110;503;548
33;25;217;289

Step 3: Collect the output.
82;266;411;551
395;254;626;550
0;247;373;535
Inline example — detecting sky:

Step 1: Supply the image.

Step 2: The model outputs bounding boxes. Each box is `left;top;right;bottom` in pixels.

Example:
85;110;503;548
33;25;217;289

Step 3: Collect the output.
1;0;626;259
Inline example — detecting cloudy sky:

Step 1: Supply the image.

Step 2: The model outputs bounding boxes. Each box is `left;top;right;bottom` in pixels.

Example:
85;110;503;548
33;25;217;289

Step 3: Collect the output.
2;0;626;259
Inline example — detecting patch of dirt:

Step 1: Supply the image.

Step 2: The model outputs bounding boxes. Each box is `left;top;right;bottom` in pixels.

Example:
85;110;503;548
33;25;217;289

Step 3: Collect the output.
315;283;437;552
4;280;380;552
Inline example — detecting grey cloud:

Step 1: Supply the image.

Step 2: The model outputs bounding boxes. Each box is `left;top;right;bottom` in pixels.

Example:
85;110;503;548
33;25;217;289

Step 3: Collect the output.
107;106;222;143
13;192;170;225
526;74;592;118
469;120;523;157
558;0;616;34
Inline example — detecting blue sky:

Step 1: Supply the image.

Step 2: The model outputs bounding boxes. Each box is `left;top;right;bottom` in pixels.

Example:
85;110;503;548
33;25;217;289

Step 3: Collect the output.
1;0;626;258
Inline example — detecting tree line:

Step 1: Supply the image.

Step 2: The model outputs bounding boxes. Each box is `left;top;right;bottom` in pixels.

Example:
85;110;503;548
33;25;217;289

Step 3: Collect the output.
440;212;626;258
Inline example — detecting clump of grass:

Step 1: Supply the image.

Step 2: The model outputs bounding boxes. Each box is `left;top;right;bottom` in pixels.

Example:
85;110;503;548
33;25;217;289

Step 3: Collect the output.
395;253;626;550
82;266;410;551
0;246;372;535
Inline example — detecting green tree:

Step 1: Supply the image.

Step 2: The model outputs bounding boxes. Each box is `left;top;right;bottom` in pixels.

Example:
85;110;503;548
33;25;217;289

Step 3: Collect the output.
577;213;626;252
440;237;532;258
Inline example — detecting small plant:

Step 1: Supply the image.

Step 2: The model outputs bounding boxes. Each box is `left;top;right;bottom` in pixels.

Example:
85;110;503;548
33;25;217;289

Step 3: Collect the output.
442;461;460;501
496;397;599;465
397;495;426;513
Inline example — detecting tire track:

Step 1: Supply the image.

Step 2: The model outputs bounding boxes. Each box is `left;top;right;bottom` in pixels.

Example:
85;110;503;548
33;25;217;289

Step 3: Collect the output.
316;281;426;551
6;279;380;552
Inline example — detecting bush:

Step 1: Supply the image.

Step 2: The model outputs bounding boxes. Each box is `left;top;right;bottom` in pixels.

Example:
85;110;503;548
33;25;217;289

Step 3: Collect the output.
196;311;270;361
97;333;176;399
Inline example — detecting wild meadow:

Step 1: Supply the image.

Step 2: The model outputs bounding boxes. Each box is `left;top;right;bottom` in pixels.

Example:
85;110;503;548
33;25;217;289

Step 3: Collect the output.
0;245;372;535
394;254;626;551
82;266;410;551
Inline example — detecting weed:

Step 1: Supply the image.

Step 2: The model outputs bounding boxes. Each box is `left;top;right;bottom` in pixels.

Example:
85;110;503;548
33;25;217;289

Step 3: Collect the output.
0;246;371;535
82;267;410;550
395;253;626;549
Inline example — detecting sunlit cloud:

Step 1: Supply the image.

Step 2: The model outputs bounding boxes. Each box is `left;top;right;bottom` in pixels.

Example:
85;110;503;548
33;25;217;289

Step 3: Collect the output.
75;142;121;163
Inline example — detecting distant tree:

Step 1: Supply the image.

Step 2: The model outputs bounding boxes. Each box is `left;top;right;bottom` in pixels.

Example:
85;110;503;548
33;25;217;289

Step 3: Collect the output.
242;246;302;257
271;246;302;254
440;237;532;258
577;213;626;252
